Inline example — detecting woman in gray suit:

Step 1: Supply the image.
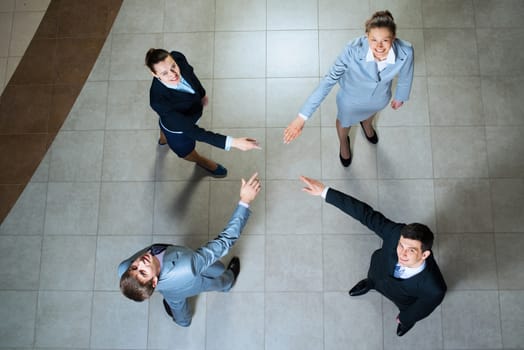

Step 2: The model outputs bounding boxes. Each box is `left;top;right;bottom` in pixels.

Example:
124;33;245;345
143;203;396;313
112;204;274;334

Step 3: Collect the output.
284;11;414;167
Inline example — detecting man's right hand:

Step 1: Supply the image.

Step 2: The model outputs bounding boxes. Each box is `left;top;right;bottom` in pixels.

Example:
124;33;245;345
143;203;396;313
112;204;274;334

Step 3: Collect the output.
240;172;261;204
300;175;325;196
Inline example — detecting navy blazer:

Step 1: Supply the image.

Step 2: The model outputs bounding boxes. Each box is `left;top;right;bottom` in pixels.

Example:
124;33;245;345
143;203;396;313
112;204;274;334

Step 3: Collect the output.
149;51;227;149
325;188;446;327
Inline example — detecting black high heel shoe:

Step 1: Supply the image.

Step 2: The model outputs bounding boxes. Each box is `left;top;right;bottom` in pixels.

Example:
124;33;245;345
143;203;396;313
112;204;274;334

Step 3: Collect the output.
339;135;352;167
360;121;378;144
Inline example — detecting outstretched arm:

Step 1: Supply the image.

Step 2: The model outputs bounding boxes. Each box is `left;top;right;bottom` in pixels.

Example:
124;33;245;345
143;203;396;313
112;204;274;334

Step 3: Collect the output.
300;175;403;239
192;173;261;273
283;45;352;144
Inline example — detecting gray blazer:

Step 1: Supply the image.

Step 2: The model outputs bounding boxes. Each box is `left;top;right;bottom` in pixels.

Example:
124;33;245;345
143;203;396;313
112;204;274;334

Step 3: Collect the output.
300;35;414;119
118;205;250;319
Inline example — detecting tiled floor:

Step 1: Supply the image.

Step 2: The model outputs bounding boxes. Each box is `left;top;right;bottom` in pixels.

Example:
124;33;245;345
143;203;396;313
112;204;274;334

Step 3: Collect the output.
0;0;122;221
0;0;50;94
1;0;524;349
0;0;51;220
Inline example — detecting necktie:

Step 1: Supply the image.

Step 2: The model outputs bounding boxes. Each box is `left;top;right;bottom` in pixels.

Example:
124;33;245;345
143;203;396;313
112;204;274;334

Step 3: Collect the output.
178;77;195;94
394;264;405;278
150;244;168;256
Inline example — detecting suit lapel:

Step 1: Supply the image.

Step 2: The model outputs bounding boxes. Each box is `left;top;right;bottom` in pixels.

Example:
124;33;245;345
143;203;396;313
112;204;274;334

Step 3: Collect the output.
357;38;380;81
174;57;201;97
379;40;407;78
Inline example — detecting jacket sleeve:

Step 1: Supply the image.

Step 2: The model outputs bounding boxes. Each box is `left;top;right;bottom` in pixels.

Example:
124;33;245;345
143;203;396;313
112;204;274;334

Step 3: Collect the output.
191;205;251;274
325;188;404;239
299;44;352;119
151;98;227;149
393;43;414;102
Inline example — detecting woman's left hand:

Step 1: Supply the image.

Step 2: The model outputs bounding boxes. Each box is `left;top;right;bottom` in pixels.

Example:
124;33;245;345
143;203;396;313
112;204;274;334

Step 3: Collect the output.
232;137;262;151
201;96;209;107
391;100;404;110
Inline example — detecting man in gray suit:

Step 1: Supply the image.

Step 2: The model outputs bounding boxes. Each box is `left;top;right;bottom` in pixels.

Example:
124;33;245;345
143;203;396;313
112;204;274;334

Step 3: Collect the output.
118;172;261;327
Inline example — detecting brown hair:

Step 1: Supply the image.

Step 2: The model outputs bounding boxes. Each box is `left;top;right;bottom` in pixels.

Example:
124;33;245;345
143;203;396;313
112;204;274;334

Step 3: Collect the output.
365;10;396;36
145;48;170;73
400;223;434;252
119;270;155;301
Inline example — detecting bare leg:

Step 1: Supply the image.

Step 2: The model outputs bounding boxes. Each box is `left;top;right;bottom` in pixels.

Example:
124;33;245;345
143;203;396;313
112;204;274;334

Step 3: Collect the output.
183;149;218;171
336;119;351;159
159;129;167;145
360;114;376;138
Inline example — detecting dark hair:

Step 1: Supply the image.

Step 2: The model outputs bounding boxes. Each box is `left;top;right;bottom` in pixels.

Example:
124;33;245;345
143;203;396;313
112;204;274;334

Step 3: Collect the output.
365;10;396;36
145;48;170;73
400;223;434;252
119;270;155;301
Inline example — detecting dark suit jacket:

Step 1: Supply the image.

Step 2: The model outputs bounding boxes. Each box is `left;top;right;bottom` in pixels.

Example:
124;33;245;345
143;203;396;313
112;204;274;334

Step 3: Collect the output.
149;51;227;149
326;188;447;327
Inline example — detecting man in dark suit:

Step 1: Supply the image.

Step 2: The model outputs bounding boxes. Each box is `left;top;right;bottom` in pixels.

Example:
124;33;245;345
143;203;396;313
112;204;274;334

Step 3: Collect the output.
300;176;446;336
146;48;261;177
119;172;261;327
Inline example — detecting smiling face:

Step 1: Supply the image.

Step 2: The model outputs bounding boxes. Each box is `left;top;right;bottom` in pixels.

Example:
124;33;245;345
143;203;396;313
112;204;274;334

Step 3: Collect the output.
367;27;394;61
151;54;181;85
396;236;431;268
128;252;160;288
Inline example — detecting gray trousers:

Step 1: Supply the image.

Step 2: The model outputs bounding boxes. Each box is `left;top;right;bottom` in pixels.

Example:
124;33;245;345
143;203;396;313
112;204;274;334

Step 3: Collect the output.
166;260;234;327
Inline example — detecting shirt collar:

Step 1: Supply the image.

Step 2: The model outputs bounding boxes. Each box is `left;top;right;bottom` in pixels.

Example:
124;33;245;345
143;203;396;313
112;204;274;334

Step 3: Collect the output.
398;261;426;279
154;251;165;270
157;76;185;90
365;47;396;64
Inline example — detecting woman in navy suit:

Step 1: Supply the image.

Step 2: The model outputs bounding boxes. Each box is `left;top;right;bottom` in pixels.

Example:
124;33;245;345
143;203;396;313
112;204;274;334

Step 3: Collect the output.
284;11;414;167
146;49;260;177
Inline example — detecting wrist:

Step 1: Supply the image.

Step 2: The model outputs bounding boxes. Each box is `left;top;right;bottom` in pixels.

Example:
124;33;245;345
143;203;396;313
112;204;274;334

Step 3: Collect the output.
320;186;329;199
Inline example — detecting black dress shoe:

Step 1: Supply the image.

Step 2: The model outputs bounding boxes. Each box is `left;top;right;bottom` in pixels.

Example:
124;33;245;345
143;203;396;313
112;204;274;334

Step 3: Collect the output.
396;322;414;337
163;299;173;317
227;256;241;284
339;136;352;167
360;121;378;144
348;278;371;296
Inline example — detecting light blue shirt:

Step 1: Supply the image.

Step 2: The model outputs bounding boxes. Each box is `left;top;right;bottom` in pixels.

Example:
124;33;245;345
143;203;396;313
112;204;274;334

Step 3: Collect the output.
394;262;426;279
158;76;195;94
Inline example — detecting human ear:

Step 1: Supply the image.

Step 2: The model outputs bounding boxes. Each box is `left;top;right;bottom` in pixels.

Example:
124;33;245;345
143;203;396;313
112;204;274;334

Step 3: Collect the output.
151;276;158;288
421;250;431;260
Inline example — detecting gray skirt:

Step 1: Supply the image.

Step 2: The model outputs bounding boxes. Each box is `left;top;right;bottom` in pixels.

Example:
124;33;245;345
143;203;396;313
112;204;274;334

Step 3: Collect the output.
335;89;391;127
